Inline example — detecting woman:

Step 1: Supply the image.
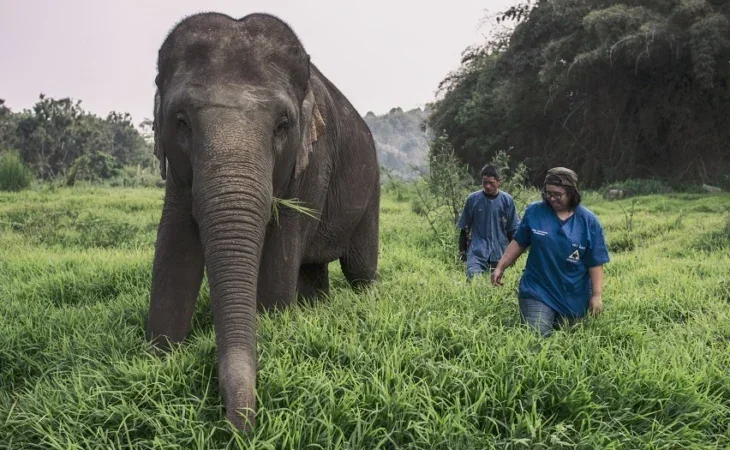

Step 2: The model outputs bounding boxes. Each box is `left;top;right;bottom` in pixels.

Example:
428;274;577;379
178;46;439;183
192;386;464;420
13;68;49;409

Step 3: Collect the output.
491;167;610;337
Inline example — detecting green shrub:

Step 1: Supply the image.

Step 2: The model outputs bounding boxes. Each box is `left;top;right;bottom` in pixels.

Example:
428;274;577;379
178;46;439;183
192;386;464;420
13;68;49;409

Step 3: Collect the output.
0;151;33;192
107;165;162;188
488;149;541;215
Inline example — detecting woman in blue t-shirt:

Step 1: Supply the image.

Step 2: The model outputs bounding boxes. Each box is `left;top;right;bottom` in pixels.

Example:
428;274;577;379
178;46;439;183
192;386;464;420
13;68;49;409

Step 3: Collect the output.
491;167;610;337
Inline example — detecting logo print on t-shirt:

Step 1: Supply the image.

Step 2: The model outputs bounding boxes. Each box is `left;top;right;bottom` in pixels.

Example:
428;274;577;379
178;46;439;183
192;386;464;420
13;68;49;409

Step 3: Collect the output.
568;249;580;261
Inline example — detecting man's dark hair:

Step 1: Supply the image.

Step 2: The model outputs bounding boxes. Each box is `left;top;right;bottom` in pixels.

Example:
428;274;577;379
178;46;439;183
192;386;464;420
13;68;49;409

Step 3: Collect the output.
480;165;500;179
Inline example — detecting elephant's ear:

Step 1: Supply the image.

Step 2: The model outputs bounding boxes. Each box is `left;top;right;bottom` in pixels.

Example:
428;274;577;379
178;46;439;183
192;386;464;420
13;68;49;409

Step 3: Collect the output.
153;89;167;181
295;87;326;179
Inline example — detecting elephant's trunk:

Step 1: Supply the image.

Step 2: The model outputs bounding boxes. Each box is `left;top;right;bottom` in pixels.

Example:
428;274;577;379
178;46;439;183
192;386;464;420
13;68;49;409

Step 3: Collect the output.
192;113;274;431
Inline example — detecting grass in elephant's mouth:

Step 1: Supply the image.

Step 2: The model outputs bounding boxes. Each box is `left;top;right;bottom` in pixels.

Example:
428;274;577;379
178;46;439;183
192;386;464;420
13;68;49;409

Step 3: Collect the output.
1;186;730;449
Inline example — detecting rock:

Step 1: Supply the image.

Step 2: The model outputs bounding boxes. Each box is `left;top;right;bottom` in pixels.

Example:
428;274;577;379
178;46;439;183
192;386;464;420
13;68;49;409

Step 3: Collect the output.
702;184;722;193
605;189;628;200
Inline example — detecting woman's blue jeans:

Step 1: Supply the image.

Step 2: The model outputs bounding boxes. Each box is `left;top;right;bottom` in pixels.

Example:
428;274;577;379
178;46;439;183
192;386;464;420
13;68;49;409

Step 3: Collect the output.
518;296;580;337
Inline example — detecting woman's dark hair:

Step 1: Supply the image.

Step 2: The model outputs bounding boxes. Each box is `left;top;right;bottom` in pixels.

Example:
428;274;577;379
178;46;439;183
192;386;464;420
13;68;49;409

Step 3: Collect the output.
542;184;582;210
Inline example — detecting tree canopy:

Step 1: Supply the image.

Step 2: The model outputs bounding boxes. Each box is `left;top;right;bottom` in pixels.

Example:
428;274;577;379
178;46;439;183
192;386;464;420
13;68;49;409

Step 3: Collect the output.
427;0;730;188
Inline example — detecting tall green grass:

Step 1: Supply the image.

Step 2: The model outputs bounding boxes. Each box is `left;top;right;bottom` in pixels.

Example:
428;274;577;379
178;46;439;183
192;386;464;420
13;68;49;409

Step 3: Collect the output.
1;186;729;449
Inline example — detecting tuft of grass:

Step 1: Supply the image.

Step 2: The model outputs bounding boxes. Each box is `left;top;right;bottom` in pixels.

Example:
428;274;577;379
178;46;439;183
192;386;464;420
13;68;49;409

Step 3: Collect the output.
0;187;729;448
271;197;320;225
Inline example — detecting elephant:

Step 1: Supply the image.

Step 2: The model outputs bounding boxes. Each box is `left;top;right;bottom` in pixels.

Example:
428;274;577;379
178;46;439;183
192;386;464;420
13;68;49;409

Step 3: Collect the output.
145;12;380;431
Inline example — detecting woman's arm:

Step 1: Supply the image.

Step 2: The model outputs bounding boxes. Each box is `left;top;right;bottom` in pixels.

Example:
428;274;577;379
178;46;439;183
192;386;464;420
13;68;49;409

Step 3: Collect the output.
491;240;526;286
588;265;604;315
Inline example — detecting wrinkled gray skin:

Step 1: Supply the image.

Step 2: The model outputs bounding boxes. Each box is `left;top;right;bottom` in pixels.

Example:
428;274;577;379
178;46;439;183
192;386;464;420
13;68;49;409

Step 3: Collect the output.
146;12;379;431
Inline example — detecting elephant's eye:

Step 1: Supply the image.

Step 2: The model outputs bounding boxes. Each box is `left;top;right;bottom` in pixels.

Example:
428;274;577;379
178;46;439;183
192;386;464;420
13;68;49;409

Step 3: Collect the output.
176;113;190;130
274;116;289;136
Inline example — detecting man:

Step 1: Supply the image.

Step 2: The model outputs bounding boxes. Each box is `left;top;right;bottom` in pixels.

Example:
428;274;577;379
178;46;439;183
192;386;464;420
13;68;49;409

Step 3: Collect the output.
457;165;520;280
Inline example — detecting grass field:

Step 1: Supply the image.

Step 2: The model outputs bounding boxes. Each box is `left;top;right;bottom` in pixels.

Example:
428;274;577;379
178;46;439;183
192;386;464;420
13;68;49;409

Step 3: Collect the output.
1;185;729;449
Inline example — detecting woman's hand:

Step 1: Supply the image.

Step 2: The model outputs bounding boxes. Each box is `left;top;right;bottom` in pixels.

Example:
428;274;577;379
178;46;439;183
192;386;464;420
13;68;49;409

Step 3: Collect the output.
490;241;526;287
491;267;505;286
588;294;603;316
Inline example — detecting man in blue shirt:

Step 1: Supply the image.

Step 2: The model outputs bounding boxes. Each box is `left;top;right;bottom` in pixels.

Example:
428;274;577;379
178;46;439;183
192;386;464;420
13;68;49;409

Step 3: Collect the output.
491;167;610;336
457;165;520;280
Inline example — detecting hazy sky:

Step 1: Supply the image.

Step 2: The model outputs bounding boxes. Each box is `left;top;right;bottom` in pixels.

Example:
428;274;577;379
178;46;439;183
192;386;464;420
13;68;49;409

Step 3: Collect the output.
2;0;516;125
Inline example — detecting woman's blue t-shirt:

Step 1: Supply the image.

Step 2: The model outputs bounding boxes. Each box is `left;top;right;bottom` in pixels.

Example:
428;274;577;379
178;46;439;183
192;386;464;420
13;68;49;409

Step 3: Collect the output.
513;201;610;317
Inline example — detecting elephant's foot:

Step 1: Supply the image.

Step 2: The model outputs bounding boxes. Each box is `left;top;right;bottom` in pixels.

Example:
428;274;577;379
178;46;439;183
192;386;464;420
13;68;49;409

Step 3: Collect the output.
145;330;184;353
340;257;378;290
297;262;330;303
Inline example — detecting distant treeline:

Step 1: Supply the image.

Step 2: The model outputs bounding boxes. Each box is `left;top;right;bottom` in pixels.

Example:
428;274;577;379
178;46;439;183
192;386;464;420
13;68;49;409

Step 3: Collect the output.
427;0;730;189
0;95;155;183
5;0;729;191
0;94;432;185
364;107;430;180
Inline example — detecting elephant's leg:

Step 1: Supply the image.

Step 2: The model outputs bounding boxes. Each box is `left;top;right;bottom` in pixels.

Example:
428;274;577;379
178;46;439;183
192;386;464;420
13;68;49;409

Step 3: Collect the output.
339;200;379;289
256;223;304;311
146;179;205;348
297;263;330;301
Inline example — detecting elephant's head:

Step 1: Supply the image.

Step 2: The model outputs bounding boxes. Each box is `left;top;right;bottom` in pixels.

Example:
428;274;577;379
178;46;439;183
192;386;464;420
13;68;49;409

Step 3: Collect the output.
152;12;326;430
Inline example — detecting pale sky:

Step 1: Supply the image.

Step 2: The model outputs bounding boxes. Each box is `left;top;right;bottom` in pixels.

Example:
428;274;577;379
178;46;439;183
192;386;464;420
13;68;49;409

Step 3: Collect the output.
1;0;517;126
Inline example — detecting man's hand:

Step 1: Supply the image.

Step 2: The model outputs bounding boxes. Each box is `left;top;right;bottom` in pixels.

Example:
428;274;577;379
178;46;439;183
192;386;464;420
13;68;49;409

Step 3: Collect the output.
491;267;505;286
459;251;467;263
588;294;603;316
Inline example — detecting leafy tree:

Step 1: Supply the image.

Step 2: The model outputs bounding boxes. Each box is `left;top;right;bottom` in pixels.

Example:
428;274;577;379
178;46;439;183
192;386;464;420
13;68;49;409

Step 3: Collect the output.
0;99;18;152
105;111;155;168
428;0;730;188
